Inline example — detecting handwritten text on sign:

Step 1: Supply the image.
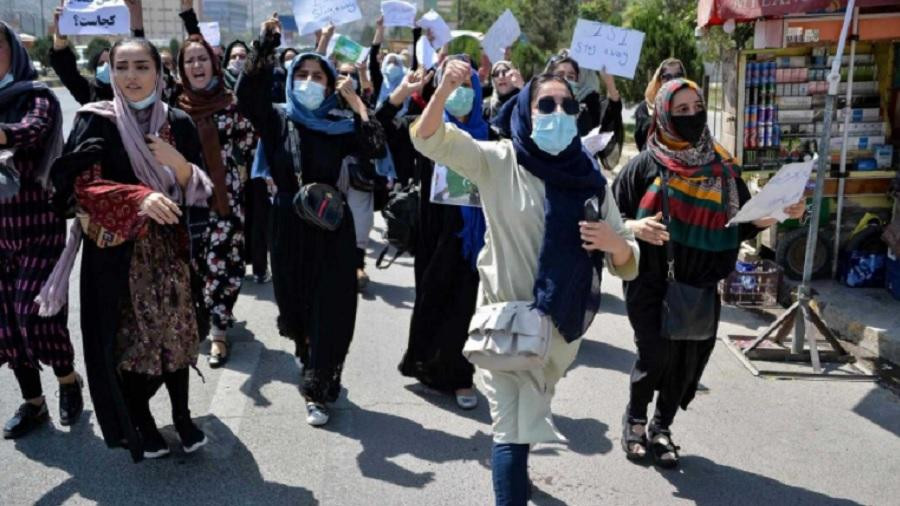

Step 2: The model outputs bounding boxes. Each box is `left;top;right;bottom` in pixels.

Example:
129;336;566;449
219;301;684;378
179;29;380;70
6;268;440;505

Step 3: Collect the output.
569;19;645;79
59;0;131;36
293;0;362;36
381;0;417;28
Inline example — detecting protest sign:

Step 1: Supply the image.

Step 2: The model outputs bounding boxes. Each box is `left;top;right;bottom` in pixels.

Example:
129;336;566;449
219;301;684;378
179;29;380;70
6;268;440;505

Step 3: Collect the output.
569;19;645;79
430;165;482;208
416;10;451;50
59;0;131;36
293;0;362;36
727;159;815;226
199;22;221;47
582;129;615;156
415;36;436;70
327;34;370;64
381;1;417;28
481;10;520;64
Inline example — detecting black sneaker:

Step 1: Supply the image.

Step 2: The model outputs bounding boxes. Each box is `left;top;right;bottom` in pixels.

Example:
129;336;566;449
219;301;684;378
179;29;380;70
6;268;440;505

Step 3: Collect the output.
174;416;207;453
3;401;49;439
141;425;171;459
59;374;84;427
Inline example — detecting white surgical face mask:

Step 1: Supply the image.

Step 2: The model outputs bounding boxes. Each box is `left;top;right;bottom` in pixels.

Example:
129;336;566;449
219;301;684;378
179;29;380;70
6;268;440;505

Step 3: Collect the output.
293;79;326;110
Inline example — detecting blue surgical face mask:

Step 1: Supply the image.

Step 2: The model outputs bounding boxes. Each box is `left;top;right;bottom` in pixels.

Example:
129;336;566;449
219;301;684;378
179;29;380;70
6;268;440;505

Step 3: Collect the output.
0;72;13;90
128;92;157;111
293;79;326;110
531;111;578;155
445;86;474;118
566;79;580;95
95;63;110;84
385;64;404;84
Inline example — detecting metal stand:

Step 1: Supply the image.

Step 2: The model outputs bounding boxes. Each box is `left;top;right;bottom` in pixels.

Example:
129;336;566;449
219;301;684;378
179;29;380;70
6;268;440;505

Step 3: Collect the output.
726;0;874;380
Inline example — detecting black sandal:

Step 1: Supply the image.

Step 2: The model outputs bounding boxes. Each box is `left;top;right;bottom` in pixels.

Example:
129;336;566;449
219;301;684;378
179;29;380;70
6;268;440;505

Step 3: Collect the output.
209;339;229;369
649;428;680;469
621;415;648;461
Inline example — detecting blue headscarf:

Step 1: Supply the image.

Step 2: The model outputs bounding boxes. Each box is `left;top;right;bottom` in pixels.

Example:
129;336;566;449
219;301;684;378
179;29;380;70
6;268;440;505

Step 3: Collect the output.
509;78;608;343
251;53;356;179
443;67;489;270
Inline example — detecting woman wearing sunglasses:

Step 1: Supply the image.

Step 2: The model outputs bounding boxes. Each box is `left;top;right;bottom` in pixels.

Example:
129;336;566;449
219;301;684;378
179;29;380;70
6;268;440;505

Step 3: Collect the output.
634;58;686;152
413;60;638;505
483;60;524;122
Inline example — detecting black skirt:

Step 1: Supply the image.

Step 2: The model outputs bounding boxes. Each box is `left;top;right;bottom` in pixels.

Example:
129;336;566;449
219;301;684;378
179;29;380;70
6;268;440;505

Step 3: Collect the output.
270;195;358;403
398;166;477;392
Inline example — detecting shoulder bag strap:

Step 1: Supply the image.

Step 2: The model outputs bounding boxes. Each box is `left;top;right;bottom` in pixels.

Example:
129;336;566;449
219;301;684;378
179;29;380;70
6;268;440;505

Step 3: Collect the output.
659;168;676;282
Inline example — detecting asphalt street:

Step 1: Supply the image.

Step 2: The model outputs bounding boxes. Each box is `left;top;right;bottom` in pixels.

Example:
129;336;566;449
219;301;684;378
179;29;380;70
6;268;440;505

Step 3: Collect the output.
0;88;898;505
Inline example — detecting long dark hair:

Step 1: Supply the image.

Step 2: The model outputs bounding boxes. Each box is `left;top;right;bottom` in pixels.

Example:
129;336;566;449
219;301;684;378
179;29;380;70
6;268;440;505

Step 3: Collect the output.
109;38;162;73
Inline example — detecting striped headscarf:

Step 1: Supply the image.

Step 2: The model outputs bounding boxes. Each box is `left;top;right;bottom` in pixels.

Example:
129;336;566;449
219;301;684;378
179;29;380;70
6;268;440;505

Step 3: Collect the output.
638;79;741;252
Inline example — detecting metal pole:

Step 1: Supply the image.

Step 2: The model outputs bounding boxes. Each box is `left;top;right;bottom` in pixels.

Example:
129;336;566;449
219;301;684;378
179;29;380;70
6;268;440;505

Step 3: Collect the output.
794;0;856;354
831;7;860;278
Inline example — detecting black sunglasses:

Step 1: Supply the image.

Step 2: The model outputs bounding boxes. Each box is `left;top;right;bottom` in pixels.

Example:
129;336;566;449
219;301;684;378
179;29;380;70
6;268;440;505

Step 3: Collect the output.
537;96;580;115
661;72;685;82
492;67;511;78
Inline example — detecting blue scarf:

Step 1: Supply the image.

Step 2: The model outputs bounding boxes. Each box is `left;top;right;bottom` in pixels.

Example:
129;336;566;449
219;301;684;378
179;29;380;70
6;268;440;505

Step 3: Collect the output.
507;80;607;343
252;53;355;179
444;70;488;271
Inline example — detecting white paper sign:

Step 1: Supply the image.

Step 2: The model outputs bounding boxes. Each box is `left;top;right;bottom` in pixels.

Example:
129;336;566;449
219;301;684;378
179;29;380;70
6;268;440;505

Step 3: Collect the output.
326;33;370;64
569;19;645;79
293;0;363;36
430;164;481;208
416;10;451;50
199;22;221;47
415;36;435;70
59;0;131;36
481;10;520;64
582;128;615;156
381;0;416;28
727;159;815;226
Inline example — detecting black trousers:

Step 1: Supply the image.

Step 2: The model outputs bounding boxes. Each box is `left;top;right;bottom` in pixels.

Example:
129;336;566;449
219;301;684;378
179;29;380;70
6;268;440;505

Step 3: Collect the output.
624;276;718;430
13;364;75;400
119;368;190;429
243;178;271;277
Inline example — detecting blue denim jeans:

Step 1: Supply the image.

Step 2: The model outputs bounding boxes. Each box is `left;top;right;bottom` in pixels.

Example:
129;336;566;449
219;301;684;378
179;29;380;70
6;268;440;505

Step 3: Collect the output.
491;443;530;506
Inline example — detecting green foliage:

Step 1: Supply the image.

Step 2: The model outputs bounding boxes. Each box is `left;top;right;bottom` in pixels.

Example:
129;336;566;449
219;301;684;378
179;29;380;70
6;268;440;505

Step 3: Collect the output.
85;38;111;71
168;38;180;57
28;36;52;72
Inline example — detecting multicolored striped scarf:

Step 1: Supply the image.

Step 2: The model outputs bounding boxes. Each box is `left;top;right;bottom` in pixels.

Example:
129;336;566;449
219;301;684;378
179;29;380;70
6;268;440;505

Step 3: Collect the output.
637;79;741;252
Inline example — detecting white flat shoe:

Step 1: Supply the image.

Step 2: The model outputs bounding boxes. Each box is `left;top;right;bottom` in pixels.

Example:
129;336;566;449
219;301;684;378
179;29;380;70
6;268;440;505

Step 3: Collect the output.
455;394;478;410
305;402;329;426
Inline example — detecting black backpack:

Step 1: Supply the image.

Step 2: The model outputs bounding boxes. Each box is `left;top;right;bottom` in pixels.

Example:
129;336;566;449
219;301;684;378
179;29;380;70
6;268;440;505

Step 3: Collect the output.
376;183;419;269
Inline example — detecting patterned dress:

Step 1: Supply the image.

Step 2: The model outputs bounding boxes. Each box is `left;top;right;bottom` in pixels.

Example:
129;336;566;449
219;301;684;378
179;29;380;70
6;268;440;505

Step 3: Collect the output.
74;125;200;376
0;93;73;371
198;104;255;332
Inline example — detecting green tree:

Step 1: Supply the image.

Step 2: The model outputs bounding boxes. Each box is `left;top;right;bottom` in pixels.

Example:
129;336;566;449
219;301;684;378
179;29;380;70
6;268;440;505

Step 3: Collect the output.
28;36;53;73
85;38;111;70
168;38;181;57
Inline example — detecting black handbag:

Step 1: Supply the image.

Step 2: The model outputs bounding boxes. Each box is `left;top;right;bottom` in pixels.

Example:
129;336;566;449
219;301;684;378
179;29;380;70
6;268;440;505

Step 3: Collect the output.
287;121;344;231
659;169;719;341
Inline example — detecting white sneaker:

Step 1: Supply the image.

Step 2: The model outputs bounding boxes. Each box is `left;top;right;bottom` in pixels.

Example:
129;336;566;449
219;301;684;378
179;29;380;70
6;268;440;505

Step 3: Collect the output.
305;402;329;426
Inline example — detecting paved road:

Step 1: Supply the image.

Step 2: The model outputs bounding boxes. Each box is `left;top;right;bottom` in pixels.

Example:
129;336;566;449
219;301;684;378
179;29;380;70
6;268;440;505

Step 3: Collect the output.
1;88;898;505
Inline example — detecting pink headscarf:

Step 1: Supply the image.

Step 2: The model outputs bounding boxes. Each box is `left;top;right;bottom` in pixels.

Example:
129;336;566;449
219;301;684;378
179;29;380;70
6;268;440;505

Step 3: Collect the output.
36;64;212;316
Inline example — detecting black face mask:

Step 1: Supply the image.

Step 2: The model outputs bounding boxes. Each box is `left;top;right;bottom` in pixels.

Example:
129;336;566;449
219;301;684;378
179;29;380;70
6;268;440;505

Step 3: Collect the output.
671;110;707;145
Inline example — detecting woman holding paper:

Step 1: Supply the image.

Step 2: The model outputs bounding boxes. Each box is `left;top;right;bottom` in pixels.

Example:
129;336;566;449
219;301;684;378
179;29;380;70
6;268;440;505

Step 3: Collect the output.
45;37;213;461
483;60;523;122
236;17;385;427
613;79;804;468
49;0;145;105
0;21;82;441
394;58;492;411
412;60;638;505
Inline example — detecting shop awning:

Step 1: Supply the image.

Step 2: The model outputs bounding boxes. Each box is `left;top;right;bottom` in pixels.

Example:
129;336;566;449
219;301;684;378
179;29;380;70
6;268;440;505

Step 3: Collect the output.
697;0;899;28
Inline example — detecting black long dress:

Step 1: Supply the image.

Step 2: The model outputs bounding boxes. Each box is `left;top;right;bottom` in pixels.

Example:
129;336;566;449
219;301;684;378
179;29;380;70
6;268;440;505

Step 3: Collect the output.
634;101;652;152
50;108;206;462
236;58;386;404
375;101;479;392
612;151;762;429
